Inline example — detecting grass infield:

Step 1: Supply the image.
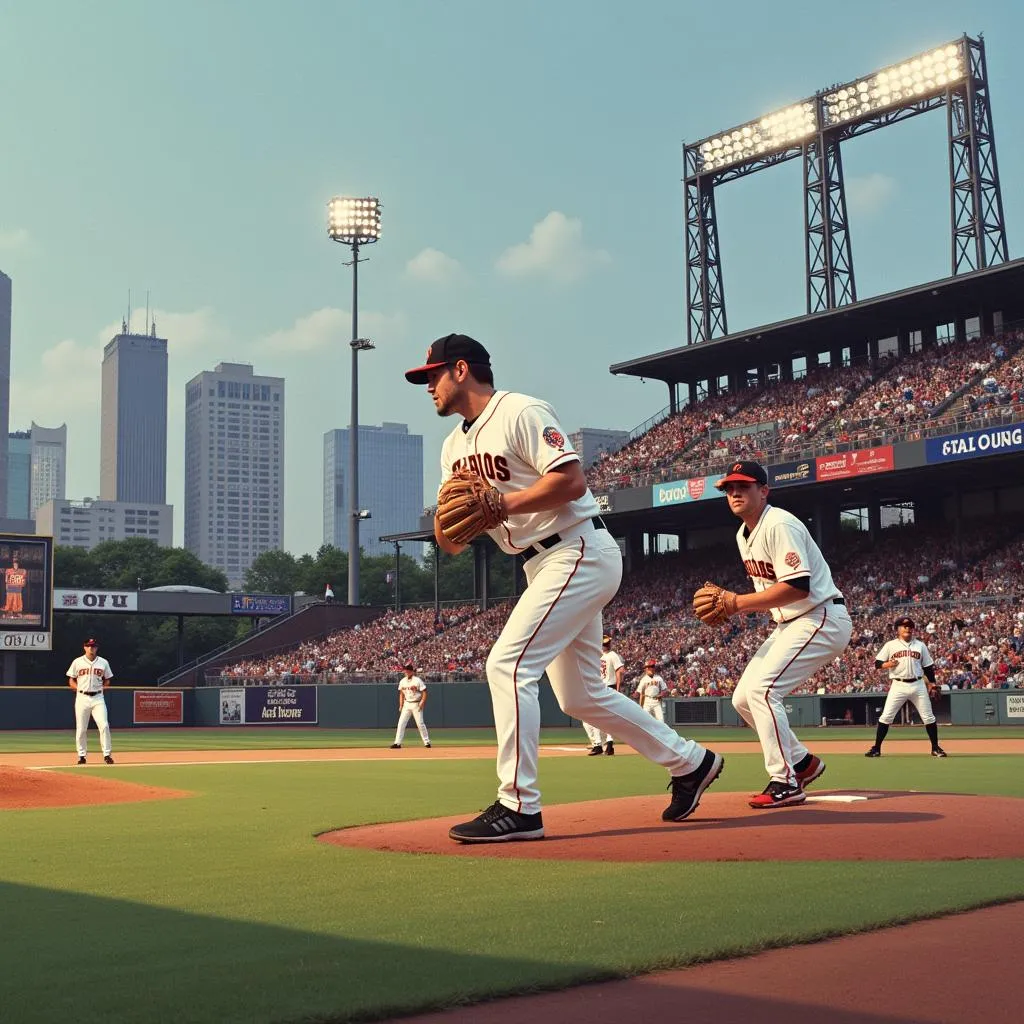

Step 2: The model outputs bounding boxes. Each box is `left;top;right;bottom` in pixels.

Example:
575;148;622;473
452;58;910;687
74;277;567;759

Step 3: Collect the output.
1;729;1022;1023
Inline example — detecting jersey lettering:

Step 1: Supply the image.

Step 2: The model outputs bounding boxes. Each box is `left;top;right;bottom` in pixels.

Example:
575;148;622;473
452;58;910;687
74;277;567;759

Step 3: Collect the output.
451;453;512;483
890;650;921;662
743;558;777;582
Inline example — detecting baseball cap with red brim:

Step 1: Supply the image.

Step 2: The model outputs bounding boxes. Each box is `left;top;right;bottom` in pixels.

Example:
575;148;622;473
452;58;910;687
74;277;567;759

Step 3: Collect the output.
404;334;491;384
715;460;768;489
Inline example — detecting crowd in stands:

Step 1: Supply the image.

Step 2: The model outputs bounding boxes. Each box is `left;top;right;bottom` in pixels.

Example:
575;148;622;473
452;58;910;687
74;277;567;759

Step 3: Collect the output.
210;523;1024;695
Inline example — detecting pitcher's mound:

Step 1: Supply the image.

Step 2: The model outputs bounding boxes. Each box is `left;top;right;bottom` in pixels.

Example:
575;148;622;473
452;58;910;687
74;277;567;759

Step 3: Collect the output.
320;790;1024;861
0;766;191;810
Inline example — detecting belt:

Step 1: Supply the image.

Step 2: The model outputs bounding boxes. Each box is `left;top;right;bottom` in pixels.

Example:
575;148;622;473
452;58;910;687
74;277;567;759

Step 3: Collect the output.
80;691;103;697
531;517;606;556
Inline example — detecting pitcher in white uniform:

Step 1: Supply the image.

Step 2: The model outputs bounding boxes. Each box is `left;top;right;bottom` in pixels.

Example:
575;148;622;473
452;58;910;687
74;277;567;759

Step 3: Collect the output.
583;635;623;755
390;662;431;749
406;334;723;842
67;637;114;765
865;616;947;758
706;461;851;808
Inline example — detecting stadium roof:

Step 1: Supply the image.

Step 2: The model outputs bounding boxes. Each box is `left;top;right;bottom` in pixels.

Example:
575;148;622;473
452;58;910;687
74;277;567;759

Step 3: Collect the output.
610;257;1024;383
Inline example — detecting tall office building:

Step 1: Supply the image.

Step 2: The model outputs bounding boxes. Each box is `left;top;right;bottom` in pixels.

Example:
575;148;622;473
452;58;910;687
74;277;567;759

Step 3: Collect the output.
29;421;67;517
36;498;172;550
0;272;11;513
323;423;423;558
185;363;284;588
7;430;30;519
568;427;630;468
100;325;168;503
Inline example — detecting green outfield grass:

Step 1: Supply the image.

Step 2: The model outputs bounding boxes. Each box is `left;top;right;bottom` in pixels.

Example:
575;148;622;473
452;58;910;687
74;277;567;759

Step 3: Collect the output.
1;723;1022;754
1;736;1022;1023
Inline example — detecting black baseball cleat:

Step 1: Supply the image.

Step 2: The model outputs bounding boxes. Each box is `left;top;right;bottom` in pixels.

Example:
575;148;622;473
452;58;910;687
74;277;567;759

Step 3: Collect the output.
76;756;86;766
749;781;806;809
104;755;114;765
931;747;948;758
587;744;603;756
389;744;401;749
864;747;881;757
449;801;545;844
794;753;825;787
604;741;615;756
662;750;724;822
425;742;431;748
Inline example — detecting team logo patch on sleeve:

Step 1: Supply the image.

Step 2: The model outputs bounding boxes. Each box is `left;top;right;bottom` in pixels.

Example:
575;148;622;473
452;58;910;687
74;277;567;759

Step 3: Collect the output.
784;551;801;569
542;426;565;450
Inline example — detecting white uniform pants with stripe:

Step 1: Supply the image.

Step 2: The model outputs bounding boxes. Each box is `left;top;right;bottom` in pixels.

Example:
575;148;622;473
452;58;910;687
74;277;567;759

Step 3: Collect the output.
486;527;707;815
75;693;112;757
642;700;665;723
732;603;852;784
879;680;935;725
394;702;430;745
582;716;612;747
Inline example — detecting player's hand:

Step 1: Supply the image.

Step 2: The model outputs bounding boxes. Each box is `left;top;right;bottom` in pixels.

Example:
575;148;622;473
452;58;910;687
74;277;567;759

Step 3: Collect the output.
692;581;739;625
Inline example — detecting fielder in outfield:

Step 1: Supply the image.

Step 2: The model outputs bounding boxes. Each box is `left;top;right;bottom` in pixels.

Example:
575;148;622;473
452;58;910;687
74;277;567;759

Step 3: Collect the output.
406;334;723;843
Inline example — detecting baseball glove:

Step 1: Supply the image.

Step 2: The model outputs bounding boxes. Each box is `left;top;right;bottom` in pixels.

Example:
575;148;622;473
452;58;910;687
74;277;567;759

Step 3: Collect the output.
692;581;739;625
435;468;508;545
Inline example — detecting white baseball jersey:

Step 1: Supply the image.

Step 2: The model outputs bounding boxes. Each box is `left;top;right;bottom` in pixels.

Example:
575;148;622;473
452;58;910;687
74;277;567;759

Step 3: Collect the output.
438;391;599;555
398;676;426;703
600;649;624;687
636;673;668;702
875;638;934;681
67;655;113;693
736;504;842;623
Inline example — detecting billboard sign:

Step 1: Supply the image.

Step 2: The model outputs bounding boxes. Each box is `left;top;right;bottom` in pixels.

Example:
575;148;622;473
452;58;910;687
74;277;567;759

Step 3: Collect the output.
245;685;318;724
134;690;183;725
0;534;54;651
55;589;138;612
768;460;817;488
230;594;292;616
815;446;895;482
652;474;724;507
925;423;1024;464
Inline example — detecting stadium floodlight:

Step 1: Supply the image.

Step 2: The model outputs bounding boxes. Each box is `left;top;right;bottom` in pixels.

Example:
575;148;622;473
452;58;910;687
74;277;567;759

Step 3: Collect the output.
327;196;382;245
822;41;966;127
699;100;818;173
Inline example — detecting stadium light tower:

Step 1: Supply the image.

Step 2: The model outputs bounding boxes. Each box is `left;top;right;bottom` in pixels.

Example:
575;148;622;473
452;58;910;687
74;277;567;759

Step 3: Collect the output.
327;196;381;607
682;34;1007;344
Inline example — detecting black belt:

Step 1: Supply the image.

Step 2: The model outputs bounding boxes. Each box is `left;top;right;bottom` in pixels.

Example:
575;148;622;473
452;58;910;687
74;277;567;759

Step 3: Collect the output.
531;517;606;556
833;598;845;606
80;691;102;697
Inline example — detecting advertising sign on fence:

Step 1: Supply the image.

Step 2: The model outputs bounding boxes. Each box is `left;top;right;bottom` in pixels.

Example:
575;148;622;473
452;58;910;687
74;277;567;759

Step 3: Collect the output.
652;474;724;507
768;460;817;488
55;589;138;611
1007;694;1024;718
133;690;183;725
815;446;895;481
924;423;1024;465
220;687;245;724
230;594;292;616
245;685;318;724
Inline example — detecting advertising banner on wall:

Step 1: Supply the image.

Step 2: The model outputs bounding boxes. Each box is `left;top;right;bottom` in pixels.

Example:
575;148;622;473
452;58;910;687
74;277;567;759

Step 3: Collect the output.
219;687;245;724
768;460;817;488
815;446;895;482
924;422;1024;465
55;589;138;611
594;493;612;514
0;533;54;651
134;690;183;725
652;474;724;507
1007;693;1024;718
245;685;318;724
230;594;292;616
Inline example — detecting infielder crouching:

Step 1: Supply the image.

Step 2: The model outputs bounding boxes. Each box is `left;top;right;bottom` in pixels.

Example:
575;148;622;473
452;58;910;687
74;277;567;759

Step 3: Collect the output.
866;616;947;758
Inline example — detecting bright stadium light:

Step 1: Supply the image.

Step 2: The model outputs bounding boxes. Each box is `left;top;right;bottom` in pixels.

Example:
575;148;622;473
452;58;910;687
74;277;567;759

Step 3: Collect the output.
699;100;818;172
327;196;382;245
822;41;966;127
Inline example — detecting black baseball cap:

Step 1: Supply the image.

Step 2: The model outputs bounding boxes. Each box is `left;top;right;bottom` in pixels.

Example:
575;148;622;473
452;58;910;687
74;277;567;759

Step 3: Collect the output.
895;616;915;628
715;460;769;489
405;334;491;384
84;637;98;647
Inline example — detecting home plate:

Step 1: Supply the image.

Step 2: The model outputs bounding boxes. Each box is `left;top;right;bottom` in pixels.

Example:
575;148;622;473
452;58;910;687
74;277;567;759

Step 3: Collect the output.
806;794;870;803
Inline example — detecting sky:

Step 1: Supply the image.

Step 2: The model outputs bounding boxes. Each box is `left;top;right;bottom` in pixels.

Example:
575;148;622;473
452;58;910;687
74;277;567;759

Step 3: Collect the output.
1;0;1022;555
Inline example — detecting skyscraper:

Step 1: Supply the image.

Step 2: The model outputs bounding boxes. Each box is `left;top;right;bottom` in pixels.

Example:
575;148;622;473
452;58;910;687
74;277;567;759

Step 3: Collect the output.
185;362;284;588
100;325;168;503
0;272;12;513
7;430;30;520
323;423;423;558
30;422;67;517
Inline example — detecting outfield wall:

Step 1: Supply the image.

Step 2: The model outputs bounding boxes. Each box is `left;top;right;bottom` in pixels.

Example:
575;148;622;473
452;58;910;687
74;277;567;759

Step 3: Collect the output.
1;685;1021;730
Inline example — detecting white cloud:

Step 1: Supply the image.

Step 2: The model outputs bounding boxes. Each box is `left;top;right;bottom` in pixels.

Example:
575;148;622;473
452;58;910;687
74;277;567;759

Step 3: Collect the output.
406;247;463;284
496;211;611;285
846;173;897;217
0;228;29;250
259;307;407;355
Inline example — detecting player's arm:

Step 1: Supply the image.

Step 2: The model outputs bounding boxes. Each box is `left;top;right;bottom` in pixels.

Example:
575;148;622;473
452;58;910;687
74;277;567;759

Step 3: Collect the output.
875;642;895;670
419;684;427;709
503;461;587;516
614;665;624;691
434;515;468;556
923;665;937;684
67;673;77;691
734;577;809;614
103;664;113;689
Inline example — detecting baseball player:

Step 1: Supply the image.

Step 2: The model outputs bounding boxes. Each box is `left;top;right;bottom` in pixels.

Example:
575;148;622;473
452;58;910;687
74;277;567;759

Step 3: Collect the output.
406;334;723;842
390;662;431;749
865;616;947;758
694;461;851;808
67;637;114;765
635;658;670;721
3;556;26;616
583;635;623;755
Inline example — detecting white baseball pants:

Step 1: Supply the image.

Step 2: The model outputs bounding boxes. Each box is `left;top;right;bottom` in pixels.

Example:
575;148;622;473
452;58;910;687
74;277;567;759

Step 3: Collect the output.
486;525;707;815
732;602;852;784
641;700;666;723
75;693;112;757
394;703;430;746
582;721;612;746
879;680;935;725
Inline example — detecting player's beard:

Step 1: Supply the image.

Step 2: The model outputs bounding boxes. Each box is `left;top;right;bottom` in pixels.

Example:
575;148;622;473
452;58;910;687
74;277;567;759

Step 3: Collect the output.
434;394;454;417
